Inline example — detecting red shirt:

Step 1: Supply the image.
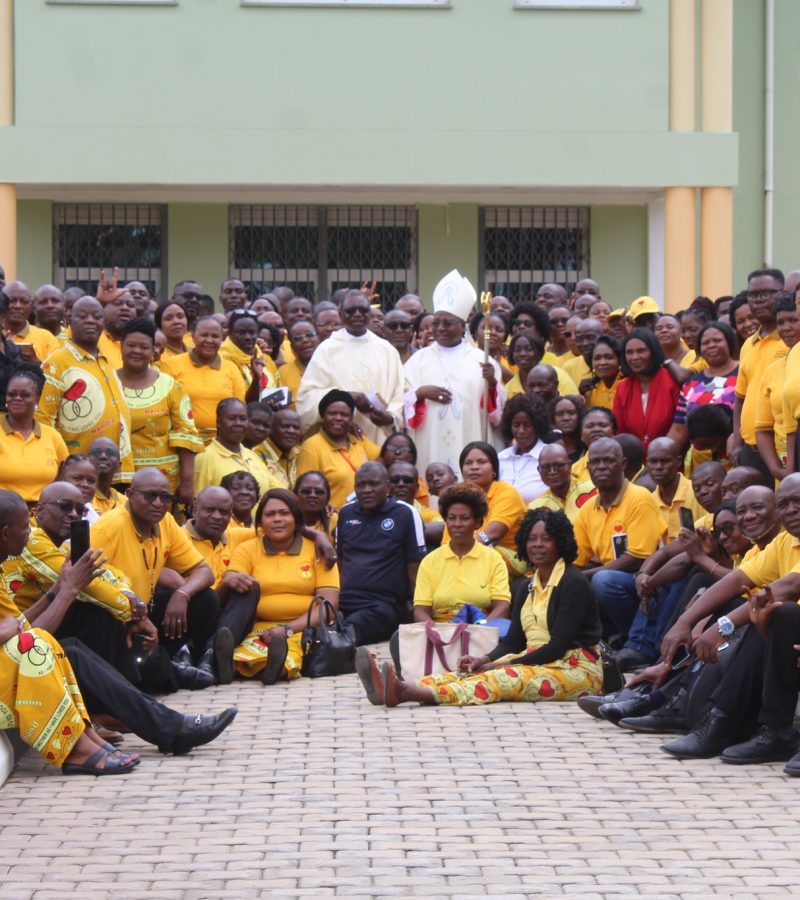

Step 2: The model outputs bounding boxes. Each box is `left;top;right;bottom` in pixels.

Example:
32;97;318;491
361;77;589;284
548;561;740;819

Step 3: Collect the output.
613;367;680;452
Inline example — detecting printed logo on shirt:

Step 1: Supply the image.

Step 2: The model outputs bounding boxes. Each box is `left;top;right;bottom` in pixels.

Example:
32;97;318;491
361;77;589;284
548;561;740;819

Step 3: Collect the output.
380;518;395;531
297;563;313;580
346;519;362;527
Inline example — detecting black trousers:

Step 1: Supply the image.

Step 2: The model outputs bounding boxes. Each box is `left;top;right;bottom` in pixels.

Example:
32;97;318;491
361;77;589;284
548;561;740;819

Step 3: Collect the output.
739;443;773;486
149;586;220;661
209;586;260;648
56;601;139;683
60;637;184;752
759;602;800;729
708;624;765;738
341;601;401;645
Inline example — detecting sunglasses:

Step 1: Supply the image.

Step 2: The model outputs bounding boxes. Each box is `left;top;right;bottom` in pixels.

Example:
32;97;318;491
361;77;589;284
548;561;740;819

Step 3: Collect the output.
297;487;327;496
550;318;570;326
179;291;203;301
563;331;575;338
389;475;417;485
131;488;173;505
385;322;412;331
229;308;259;317
89;447;120;459
39;499;87;516
715;522;737;537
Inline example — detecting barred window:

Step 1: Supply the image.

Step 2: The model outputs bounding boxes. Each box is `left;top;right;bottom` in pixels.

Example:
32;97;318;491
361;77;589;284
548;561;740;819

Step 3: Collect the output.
481;206;590;303
53;203;165;298
230;205;417;307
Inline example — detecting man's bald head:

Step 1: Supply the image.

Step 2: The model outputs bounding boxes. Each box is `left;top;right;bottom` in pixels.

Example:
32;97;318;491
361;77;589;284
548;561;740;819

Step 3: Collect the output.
130;468;170;493
589;437;623;461
39;481;84;504
648;437;680;458
721;466;769;500
196;486;232;506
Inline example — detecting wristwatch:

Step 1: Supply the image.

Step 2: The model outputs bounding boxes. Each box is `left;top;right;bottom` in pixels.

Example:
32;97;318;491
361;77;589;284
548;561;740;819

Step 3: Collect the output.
717;615;734;638
284;627;294;638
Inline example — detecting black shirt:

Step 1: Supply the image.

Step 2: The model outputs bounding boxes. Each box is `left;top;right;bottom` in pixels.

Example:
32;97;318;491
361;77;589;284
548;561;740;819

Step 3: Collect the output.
336;497;427;611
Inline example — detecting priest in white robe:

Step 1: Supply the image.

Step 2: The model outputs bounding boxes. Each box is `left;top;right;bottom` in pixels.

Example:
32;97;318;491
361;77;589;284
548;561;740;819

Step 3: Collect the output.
403;270;504;476
296;289;404;443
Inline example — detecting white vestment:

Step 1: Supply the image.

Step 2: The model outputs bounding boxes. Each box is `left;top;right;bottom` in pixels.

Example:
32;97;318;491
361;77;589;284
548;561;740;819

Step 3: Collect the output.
296;328;405;444
403;341;504;476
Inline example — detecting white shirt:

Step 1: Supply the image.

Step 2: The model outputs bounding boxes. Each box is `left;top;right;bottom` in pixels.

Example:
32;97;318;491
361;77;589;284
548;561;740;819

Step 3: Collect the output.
498;440;546;504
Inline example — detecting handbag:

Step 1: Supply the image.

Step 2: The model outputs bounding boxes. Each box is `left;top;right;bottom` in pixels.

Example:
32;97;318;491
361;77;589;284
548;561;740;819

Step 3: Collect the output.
398;620;499;682
300;596;356;678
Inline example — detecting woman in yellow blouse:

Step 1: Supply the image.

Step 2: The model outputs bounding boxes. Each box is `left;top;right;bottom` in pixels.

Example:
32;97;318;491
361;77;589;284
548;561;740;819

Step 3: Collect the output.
220;488;340;684
294;471;338;543
579;336;623;410
278;320;319;406
160;315;246;444
117;318;203;504
220;309;280;396
0;370;68;503
357;508;603;707
296;390;381;508
154;301;193;359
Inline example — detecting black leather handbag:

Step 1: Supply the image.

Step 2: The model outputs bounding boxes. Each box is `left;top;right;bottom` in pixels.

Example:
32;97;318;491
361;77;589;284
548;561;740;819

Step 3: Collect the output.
301;596;356;678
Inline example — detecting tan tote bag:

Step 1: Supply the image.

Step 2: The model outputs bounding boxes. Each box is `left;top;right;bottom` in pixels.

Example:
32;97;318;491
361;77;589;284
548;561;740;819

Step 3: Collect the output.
398;620;499;682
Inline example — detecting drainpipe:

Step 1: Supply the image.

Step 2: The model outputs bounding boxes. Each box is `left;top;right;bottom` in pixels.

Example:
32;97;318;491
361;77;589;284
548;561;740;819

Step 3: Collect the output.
764;0;775;266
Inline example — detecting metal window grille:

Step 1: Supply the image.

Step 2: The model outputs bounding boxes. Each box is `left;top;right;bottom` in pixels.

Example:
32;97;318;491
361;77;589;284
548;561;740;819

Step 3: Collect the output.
53;203;165;298
480;206;590;303
230;205;417;307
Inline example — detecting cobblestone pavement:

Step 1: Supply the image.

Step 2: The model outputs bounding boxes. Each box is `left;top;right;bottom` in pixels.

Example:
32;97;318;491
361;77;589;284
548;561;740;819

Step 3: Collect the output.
1;647;798;899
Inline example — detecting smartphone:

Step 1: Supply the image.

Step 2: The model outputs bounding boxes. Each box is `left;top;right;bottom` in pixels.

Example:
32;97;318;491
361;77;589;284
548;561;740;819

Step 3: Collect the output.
670;645;692;670
69;519;90;565
679;507;695;532
612;533;628;559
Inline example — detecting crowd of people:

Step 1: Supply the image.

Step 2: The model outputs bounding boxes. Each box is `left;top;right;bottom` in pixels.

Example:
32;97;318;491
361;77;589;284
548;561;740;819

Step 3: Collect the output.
0;261;799;780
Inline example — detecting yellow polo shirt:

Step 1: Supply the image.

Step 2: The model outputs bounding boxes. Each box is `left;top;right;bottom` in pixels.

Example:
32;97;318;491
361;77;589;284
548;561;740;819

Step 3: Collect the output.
92;486;127;517
527;475;598;524
182;521;252;587
735;329;787;446
160;351;247;444
193;439;280;497
37;340;135;481
229;534;340;623
90;504;205;602
755;355;789;457
98;331;123;370
739;531;800;587
0;415;68;503
277;359;306;406
572;454;590;482
296;431;381;509
574;480;666;566
563;354;592;385
781;342;800;439
654;474;705;539
413;541;510;621
2;526;133;621
10;323;62;363
585;374;623;410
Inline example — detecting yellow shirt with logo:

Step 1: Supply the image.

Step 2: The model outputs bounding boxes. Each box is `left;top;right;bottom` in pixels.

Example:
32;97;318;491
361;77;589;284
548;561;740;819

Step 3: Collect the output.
194;439;280;497
654;474;705;540
527;475;598;524
296;431;380;509
413;541;510;621
574;480;667;566
182;522;252;587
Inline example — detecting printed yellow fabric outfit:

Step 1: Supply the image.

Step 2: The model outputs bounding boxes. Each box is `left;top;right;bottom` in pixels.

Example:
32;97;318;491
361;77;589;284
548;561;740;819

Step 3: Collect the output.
2;527;134;622
654;474;705;540
756;355;789;463
90;504;204;602
182;521;253;588
219;337;280;391
505;367;578;400
121;371;203;491
418;561;602;706
254;440;300;489
413;541;509;621
736;329;787;446
230;535;340;679
10;323;62;363
37;341;134;481
527;476;598;524
296;431;381;509
160;351;246;445
0;414;68;503
0;578;88;767
193;439;279;497
574;480;667;566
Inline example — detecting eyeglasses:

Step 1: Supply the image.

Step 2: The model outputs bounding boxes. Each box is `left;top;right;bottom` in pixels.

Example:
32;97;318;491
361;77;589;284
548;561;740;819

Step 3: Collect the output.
39;499;87;516
550;317;570;326
388;475;417;485
746;289;781;301
714;522;737;537
538;463;569;473
130;489;173;506
384;322;412;331
297;487;327;496
563;331;575;338
89;447;120;459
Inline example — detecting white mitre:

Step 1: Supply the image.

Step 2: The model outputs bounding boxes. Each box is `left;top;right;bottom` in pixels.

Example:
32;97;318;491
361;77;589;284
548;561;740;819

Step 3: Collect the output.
432;269;477;322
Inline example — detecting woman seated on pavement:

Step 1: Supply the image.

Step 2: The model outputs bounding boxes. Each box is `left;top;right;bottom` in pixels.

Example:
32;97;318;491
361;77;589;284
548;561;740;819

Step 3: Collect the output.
219;489;340;685
220;470;260;529
358;507;603;708
294;470;337;543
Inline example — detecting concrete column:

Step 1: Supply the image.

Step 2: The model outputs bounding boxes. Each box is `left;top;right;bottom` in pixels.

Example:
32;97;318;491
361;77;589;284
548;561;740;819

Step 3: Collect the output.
669;0;696;131
664;187;697;312
0;0;16;279
700;187;733;298
0;184;17;281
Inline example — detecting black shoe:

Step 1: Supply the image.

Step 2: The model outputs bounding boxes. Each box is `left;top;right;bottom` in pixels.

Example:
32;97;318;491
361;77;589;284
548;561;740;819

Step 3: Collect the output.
196;648;218;685
213;627;234;686
165;707;238;755
615;648;657;672
173;644;193;667
721;725;800;765
618;705;688;734
577;684;651;720
599;693;658;724
783;748;800;777
171;660;215;691
661;708;736;759
260;635;288;685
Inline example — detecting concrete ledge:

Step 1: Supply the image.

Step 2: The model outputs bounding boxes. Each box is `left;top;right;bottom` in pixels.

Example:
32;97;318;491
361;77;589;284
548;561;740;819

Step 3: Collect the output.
0;733;13;787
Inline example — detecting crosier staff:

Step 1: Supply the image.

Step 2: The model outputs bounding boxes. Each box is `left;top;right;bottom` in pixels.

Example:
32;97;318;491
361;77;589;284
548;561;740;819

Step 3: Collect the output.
480;291;492;441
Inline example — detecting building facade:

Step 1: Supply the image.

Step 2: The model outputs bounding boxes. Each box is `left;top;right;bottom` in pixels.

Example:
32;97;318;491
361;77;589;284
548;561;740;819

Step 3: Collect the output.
0;0;796;310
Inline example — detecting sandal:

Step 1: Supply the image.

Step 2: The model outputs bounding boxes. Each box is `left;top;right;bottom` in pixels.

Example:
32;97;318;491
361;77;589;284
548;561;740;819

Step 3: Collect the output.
103;743;141;766
62;747;136;777
355;647;384;706
382;661;400;708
